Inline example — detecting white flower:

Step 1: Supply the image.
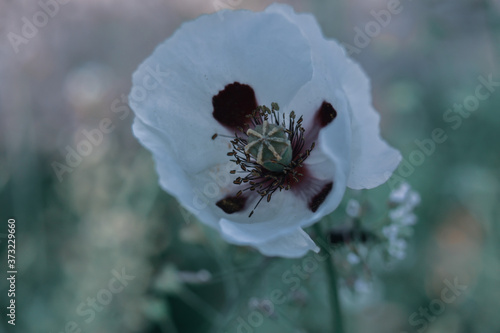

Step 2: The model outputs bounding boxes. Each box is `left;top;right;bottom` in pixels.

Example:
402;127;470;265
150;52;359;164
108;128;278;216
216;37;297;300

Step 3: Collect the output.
353;278;372;294
346;252;361;265
129;4;401;258
388;182;420;226
400;212;417;226
382;225;399;241
387;238;407;260
382;182;420;260
389;207;418;226
389;181;420;207
388;182;411;204
345;199;361;218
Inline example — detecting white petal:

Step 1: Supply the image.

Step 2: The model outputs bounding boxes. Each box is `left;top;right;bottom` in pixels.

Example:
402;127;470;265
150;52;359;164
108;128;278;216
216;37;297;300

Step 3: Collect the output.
133;117;221;228
283;76;351;220
137;113;327;245
266;4;352;219
347;252;361;265
340;60;402;189
256;229;320;258
214;138;343;245
266;4;348;85
400;213;417;226
223;227;319;258
216;193;313;244
201;4;355;245
136;117;319;243
129;8;313;175
267;3;401;189
407;190;421;208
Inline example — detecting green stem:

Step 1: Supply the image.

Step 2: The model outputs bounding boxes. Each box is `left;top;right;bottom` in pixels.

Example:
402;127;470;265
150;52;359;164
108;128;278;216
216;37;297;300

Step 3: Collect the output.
313;224;344;333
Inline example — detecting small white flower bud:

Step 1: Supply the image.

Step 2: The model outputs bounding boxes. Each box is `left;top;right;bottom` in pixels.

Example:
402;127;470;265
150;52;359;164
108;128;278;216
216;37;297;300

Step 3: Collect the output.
346;199;361;218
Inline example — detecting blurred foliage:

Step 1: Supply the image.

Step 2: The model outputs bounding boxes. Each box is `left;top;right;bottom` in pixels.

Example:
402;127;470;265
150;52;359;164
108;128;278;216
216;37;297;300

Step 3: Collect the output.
1;0;500;332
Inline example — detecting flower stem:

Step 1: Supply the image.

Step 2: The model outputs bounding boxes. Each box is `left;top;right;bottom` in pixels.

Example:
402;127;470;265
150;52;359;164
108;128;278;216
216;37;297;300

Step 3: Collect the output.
313;224;344;333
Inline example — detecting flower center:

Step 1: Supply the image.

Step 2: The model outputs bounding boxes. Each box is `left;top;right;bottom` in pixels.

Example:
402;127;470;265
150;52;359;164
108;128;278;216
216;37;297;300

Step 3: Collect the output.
245;121;292;172
221;103;315;217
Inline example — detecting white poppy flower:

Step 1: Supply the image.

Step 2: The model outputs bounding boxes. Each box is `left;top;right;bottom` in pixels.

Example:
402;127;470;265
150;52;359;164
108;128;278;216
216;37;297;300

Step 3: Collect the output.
129;4;401;258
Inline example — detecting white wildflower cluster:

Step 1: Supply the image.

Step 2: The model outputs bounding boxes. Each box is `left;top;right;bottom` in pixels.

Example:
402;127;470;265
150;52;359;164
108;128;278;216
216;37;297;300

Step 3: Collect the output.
345;198;362;218
382;182;421;260
333;183;420;297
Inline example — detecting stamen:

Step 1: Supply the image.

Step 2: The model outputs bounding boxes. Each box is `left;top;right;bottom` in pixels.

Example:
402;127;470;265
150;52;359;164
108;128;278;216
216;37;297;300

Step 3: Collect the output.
218;103;320;217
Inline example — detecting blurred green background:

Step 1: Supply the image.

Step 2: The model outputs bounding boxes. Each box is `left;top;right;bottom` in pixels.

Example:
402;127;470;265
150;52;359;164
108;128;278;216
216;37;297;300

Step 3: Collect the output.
1;0;499;332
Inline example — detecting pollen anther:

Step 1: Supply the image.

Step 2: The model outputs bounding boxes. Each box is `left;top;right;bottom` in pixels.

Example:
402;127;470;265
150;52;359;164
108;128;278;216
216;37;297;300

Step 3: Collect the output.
225;103;316;217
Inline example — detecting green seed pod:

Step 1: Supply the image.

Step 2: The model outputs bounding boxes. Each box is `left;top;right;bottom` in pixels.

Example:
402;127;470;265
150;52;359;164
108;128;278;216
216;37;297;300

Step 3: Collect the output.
245;121;292;172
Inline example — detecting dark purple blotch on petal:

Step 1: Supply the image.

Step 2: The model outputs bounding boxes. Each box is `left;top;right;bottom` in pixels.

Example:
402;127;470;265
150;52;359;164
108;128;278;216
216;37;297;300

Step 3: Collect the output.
216;195;247;214
308;182;333;212
315;101;337;128
212;82;258;129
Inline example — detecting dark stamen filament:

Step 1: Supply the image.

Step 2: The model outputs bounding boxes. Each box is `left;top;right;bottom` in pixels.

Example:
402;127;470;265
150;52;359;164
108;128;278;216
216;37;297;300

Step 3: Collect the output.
222;104;315;217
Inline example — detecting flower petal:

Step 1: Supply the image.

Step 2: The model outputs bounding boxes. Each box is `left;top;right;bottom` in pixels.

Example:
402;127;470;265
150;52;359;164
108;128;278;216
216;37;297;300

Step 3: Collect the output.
206;5;355;245
267;3;401;189
212;138;343;245
222;226;319;258
340;60;402;189
136;117;317;242
132;117;222;228
288;85;352;218
215;188;313;240
129;8;313;175
136;114;326;244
